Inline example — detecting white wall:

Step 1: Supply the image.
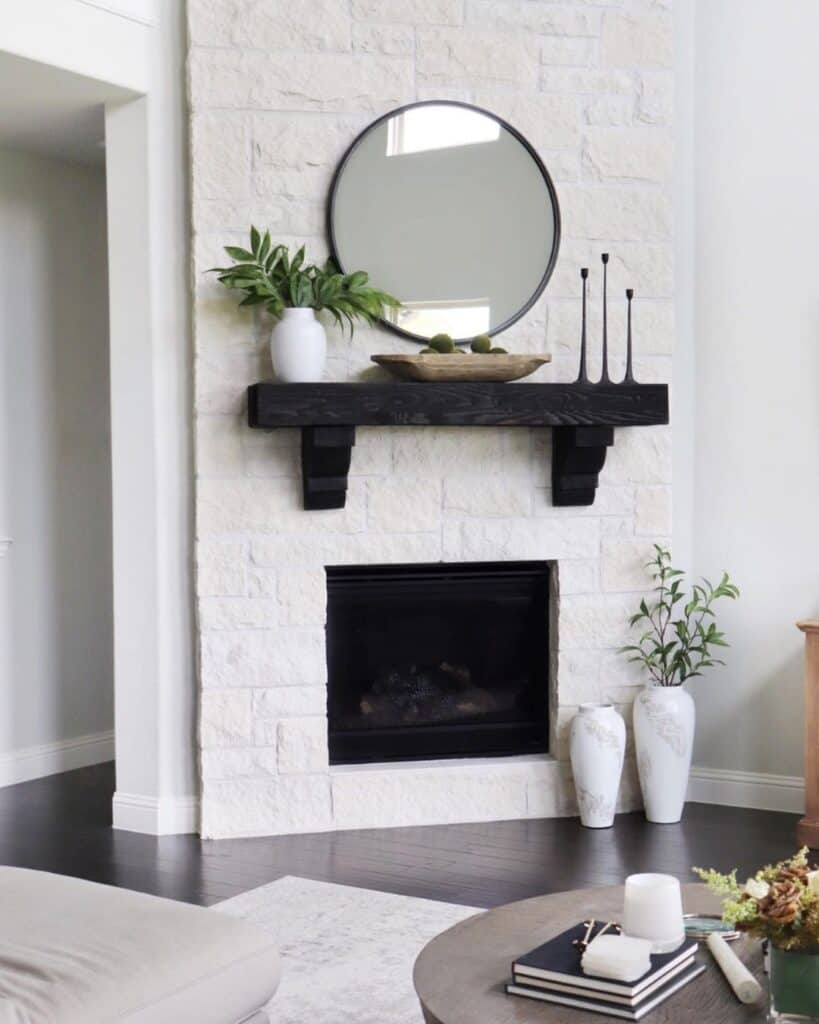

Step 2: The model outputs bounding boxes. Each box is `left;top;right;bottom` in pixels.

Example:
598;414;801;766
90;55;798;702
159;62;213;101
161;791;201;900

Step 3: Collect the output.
0;0;196;831
681;0;819;787
0;148;114;780
0;0;151;94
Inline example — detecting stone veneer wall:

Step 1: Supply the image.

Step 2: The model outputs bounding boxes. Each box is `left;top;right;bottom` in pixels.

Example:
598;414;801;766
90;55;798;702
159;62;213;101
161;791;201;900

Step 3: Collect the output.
187;0;674;838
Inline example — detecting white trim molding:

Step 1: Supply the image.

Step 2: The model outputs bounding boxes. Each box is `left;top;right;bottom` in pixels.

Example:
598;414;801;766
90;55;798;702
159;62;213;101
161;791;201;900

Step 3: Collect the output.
0;729;114;788
113;792;200;835
688;765;805;814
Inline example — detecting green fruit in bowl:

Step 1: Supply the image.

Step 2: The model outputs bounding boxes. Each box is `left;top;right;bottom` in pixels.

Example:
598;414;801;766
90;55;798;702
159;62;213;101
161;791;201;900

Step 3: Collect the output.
429;334;455;353
490;347;508;354
471;335;492;353
419;347;436;354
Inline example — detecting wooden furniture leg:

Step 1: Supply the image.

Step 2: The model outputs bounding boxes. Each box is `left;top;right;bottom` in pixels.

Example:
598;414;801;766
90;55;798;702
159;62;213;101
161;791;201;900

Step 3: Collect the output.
797;621;819;848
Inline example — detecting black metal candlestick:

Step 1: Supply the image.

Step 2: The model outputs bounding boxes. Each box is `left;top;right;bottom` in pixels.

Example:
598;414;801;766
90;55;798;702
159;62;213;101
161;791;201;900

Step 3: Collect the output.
623;288;636;383
576;267;590;384
600;252;611;383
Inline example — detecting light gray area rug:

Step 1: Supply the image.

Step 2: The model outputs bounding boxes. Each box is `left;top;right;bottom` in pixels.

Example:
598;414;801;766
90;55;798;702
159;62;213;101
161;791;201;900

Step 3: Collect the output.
214;876;481;1023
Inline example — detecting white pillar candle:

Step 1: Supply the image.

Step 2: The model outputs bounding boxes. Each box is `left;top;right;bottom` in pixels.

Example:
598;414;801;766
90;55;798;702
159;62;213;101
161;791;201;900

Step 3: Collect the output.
622;874;686;954
706;932;762;1003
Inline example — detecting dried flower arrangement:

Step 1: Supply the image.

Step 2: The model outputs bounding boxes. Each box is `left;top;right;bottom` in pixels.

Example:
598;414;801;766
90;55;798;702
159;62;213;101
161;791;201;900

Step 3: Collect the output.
695;849;819;951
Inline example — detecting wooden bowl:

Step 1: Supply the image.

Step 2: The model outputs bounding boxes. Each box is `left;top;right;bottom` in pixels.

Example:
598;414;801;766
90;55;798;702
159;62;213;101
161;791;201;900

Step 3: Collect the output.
371;353;551;383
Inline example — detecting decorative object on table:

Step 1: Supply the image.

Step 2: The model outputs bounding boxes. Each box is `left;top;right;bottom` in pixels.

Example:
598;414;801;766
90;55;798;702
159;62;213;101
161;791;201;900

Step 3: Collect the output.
574;918;621;954
705;932;762;1004
209;227;400;383
619;545;740;823
683;914;740;942
574;918;603;953
327;100;560;345
582;932;649;981
695;847;819;1020
569;702;626;829
507;919;702;1019
622;874;686;954
370;352;550;383
796;621;819;849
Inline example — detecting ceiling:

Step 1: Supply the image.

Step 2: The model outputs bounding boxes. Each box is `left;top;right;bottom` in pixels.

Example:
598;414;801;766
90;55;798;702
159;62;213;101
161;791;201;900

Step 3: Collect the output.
0;51;134;166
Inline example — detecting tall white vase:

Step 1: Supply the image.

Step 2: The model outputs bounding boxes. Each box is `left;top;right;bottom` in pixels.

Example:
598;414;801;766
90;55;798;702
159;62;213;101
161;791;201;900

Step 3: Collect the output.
569;703;626;829
633;685;695;824
270;308;327;383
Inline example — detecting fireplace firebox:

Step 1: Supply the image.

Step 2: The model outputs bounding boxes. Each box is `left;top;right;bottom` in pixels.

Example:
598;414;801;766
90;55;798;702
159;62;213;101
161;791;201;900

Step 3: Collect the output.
326;561;550;765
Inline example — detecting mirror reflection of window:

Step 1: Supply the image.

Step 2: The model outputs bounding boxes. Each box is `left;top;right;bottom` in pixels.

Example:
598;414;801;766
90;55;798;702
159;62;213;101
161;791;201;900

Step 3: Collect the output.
388;300;491;339
386;106;500;157
330;102;559;343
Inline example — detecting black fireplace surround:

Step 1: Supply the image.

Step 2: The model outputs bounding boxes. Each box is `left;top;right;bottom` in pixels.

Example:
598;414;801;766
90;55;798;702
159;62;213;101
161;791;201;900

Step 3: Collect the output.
326;561;550;765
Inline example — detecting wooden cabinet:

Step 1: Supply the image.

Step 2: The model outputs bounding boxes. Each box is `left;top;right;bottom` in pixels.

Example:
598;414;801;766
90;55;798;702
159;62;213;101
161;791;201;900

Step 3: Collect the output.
797;621;819;848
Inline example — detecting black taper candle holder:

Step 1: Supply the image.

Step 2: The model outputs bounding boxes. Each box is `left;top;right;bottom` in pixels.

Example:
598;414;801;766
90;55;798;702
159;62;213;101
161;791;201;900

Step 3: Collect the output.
623;288;636;383
576;267;589;383
600;253;610;383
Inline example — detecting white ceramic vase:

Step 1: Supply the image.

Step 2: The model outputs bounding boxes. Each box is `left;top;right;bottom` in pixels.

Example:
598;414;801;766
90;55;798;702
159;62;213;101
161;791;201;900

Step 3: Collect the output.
569;703;626;829
633;685;695;824
270;308;327;383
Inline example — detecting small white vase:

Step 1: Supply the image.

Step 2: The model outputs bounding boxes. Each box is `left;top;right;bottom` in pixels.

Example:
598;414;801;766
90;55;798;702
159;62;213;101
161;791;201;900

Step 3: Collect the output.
270;308;327;383
569;703;626;829
633;685;695;824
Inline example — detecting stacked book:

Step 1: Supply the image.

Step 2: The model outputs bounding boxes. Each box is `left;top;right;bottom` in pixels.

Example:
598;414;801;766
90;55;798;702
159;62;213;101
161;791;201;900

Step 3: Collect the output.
506;923;705;1020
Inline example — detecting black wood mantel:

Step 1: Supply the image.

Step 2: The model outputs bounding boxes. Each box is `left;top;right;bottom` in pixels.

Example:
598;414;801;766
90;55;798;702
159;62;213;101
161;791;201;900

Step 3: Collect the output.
247;382;669;510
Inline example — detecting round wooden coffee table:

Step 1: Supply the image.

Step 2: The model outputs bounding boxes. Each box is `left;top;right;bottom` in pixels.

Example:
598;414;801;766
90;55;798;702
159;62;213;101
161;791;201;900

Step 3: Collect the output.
414;883;766;1023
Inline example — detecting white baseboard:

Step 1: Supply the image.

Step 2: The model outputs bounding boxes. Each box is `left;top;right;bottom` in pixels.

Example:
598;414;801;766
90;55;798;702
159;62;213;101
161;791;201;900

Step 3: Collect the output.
0;729;114;788
688;765;805;814
113;791;200;835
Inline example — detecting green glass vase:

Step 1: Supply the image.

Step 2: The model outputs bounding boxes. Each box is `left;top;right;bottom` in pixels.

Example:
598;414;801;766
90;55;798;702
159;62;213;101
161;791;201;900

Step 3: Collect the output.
769;946;819;1022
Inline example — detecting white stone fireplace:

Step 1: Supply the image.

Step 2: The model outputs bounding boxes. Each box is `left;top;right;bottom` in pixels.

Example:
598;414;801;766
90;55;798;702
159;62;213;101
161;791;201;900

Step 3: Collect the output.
188;0;674;839
196;422;668;837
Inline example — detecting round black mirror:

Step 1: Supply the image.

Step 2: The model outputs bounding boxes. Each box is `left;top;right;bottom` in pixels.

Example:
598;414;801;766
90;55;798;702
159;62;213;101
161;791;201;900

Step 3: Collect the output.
327;100;561;345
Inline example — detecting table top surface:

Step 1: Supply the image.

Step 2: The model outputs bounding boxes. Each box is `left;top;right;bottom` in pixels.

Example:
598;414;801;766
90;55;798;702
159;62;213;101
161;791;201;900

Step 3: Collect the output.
413;883;766;1023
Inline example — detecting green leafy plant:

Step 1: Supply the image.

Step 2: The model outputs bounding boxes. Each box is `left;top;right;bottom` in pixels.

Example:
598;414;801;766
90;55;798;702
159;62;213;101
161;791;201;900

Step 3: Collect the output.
209;227;400;334
618;544;739;687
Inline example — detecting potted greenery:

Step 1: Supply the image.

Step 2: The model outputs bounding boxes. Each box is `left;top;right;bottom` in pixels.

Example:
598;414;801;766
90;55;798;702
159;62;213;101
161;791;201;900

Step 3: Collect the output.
695;848;819;1021
210;228;400;382
619;545;739;823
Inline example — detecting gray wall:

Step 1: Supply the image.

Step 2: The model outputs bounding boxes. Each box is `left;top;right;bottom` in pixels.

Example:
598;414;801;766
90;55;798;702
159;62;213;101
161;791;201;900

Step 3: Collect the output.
0;147;113;765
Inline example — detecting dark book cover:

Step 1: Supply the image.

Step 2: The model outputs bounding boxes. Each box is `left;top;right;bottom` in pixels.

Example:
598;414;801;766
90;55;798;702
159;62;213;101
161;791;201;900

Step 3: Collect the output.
506;962;707;1020
513;922;699;997
512;954;695;1007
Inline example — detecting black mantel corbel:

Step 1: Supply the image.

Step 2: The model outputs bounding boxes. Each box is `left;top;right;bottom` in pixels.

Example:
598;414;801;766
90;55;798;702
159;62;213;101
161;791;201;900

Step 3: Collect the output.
247;381;669;510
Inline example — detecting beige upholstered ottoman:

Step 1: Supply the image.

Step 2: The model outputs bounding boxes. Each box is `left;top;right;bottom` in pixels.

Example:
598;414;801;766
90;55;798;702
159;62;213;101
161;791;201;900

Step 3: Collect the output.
0;867;280;1023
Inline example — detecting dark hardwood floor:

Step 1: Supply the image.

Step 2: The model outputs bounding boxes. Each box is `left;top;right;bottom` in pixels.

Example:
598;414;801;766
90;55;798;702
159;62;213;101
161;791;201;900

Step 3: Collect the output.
0;762;801;909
